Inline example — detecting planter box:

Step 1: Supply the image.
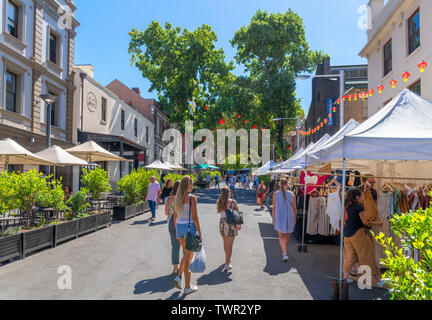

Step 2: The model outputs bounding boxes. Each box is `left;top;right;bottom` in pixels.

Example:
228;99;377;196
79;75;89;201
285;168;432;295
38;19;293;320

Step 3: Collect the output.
54;220;79;246
22;226;55;258
113;204;137;221
0;234;23;264
136;203;145;215
96;211;112;230
143;201;150;213
77;215;97;236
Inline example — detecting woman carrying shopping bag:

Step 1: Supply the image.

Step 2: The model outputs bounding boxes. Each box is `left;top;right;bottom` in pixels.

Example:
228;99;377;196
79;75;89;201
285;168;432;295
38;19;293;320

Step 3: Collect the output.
173;176;203;295
272;178;296;262
217;187;241;272
165;180;181;275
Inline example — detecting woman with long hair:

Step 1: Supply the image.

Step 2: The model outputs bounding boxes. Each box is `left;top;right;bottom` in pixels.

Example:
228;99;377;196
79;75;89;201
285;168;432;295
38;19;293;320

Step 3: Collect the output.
161;179;173;204
217;187;240;272
272;178;296;262
165;180;181;275
343;187;385;288
173;176;202;295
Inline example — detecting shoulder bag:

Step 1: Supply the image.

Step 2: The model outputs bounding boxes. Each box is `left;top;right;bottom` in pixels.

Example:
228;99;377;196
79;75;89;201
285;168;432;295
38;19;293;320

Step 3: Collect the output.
185;195;202;252
226;200;244;226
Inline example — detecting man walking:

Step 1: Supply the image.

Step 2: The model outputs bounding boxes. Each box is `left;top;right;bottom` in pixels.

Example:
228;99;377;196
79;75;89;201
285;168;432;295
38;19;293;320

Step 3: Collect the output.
215;173;220;189
206;172;212;189
146;176;161;221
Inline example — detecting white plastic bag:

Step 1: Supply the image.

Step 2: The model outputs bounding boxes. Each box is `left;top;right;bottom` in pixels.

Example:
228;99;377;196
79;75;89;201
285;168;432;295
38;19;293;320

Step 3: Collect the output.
189;247;207;273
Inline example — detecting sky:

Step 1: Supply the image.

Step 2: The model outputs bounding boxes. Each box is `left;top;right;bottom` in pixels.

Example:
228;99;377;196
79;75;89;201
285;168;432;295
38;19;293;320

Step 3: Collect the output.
74;0;371;115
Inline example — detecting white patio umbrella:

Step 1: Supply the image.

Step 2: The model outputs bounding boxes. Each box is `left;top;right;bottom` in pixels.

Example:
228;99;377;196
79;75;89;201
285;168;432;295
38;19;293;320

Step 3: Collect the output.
164;161;187;171
35;145;89;178
0;138;54;168
66;141;130;162
145;159;173;171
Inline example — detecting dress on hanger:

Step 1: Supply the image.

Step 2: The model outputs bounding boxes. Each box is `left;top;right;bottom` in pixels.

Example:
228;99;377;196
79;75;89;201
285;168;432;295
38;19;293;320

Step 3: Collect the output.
326;187;342;232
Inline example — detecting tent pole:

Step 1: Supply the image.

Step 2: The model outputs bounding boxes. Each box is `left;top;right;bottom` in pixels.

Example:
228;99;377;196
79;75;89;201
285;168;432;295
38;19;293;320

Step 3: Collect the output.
299;168;308;253
339;158;347;299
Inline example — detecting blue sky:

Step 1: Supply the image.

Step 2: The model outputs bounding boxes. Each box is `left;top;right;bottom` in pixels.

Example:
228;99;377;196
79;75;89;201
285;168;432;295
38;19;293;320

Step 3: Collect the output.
74;0;370;114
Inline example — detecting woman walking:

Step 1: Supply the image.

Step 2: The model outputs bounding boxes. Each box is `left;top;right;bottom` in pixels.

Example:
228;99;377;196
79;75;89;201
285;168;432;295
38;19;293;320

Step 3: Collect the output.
165;180;181;275
161;179;173;204
257;181;267;211
272;178;296;262
217;187;240;272
173;176;203;295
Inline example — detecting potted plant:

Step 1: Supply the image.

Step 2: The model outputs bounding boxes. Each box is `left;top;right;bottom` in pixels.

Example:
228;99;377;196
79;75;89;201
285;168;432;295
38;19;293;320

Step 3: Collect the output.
114;171;140;220
0;171;23;264
81;168;112;213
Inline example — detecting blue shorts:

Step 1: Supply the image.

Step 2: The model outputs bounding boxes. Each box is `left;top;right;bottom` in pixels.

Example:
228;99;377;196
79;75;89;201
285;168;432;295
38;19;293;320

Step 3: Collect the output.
176;223;197;239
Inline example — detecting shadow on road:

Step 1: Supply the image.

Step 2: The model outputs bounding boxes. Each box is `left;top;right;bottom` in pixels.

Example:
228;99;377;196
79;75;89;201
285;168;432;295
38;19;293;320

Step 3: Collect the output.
134;274;176;296
197;265;233;286
258;223;293;276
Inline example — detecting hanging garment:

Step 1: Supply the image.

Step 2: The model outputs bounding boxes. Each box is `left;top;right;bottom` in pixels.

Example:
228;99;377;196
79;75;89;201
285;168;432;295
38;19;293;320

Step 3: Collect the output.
406;186;419;211
398;191;411;214
327;188;342;232
306;196;320;236
318;196;330;236
364;189;379;226
374;192;394;263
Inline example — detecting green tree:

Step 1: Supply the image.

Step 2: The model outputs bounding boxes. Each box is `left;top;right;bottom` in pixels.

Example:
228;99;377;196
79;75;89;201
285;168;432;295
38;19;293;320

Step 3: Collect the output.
41;178;68;221
81;168;112;212
0;171;15;216
231;9;324;158
67;188;90;219
375;199;432;300
129;22;233;130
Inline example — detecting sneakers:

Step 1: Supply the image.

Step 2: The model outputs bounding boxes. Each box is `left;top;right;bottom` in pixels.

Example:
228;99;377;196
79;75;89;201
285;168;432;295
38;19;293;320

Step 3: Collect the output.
222;264;233;272
173;275;182;290
282;255;289;262
184;285;198;295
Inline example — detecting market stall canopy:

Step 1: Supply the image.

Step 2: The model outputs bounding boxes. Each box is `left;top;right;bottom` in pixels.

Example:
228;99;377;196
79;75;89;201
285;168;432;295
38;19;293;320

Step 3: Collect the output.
273;147;305;171
35;146;89;166
146;159;173;170
0;138;54;166
306;89;432;178
192;164;220;170
66;141;130;162
256;160;278;176
165;162;188;171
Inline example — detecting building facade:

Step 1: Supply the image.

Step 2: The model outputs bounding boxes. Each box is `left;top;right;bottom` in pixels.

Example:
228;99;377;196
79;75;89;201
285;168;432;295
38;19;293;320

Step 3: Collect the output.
106;80;180;164
0;0;79;185
301;57;368;147
73;66;155;191
360;0;432;117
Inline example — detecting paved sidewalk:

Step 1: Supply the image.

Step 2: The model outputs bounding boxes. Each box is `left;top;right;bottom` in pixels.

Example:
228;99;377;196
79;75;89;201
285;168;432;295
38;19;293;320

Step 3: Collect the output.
0;188;389;300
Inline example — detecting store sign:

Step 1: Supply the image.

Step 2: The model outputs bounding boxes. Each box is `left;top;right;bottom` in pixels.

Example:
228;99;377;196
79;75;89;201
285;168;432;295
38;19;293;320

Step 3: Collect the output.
326;98;334;127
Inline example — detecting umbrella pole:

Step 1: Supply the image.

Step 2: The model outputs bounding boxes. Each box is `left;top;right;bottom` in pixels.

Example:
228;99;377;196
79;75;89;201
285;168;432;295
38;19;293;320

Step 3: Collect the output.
338;158;347;299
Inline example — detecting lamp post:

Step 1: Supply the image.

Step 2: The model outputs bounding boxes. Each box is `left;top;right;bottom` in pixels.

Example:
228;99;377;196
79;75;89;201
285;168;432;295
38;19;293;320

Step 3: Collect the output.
40;93;57;176
296;70;346;128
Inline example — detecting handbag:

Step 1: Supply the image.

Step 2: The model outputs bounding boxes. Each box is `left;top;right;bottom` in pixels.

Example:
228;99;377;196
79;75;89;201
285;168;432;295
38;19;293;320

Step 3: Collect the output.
189;247;207;273
226;200;244;226
185;195;202;252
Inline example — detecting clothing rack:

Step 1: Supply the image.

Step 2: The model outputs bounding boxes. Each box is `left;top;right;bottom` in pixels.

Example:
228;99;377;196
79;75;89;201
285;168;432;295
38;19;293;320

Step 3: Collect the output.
309;172;432;182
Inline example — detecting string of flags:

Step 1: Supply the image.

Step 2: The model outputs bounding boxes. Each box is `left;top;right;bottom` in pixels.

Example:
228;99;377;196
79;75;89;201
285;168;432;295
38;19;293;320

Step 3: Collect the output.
298;59;428;136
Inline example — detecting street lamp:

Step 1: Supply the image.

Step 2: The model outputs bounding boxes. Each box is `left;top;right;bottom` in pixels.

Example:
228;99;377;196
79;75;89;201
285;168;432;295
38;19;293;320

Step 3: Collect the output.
40;93;57;176
296;69;346;128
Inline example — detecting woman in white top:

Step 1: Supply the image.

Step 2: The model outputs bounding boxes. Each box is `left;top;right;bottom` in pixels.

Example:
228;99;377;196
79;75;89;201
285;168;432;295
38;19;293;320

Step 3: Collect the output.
172;176;202;295
217;187;240;272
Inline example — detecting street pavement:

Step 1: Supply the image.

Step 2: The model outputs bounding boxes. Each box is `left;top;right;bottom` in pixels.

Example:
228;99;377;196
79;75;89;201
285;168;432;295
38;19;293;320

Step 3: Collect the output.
0;187;389;300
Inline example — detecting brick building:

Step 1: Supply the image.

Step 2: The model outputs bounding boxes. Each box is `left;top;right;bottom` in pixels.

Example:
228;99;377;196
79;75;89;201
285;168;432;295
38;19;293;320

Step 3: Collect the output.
300;58;368;147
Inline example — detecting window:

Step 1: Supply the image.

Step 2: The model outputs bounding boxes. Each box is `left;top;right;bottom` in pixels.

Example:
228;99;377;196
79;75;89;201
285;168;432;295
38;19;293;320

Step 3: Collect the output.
121;110;125;131
49;33;58;64
101;97;107;122
408;9;420;55
146;126;149;143
48;92;57;127
410;80;421;96
6;72;17;112
383;39;392;76
134;118;138;137
7;1;18;38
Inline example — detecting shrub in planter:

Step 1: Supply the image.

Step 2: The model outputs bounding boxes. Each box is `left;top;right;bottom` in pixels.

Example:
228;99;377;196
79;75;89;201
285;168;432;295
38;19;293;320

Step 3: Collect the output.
40;178;68;221
7;170;51;229
117;171;140;206
66;188;90;219
0;171;16;216
375;194;432;300
81;168;111;212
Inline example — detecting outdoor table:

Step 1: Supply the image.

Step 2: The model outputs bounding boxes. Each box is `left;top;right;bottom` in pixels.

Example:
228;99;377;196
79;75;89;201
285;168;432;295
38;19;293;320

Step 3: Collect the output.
0;217;21;232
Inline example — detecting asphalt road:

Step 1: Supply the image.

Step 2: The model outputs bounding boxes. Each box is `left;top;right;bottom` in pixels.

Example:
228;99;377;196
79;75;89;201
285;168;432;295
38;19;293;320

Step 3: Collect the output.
0;187;388;300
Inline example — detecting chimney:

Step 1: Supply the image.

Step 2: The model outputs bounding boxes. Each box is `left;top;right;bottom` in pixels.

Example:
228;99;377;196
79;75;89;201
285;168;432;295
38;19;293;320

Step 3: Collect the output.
323;56;331;75
368;0;385;25
132;87;141;96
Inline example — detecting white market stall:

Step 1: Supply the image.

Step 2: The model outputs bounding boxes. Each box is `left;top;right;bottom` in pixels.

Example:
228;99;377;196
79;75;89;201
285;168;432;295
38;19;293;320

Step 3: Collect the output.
305;89;432;291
